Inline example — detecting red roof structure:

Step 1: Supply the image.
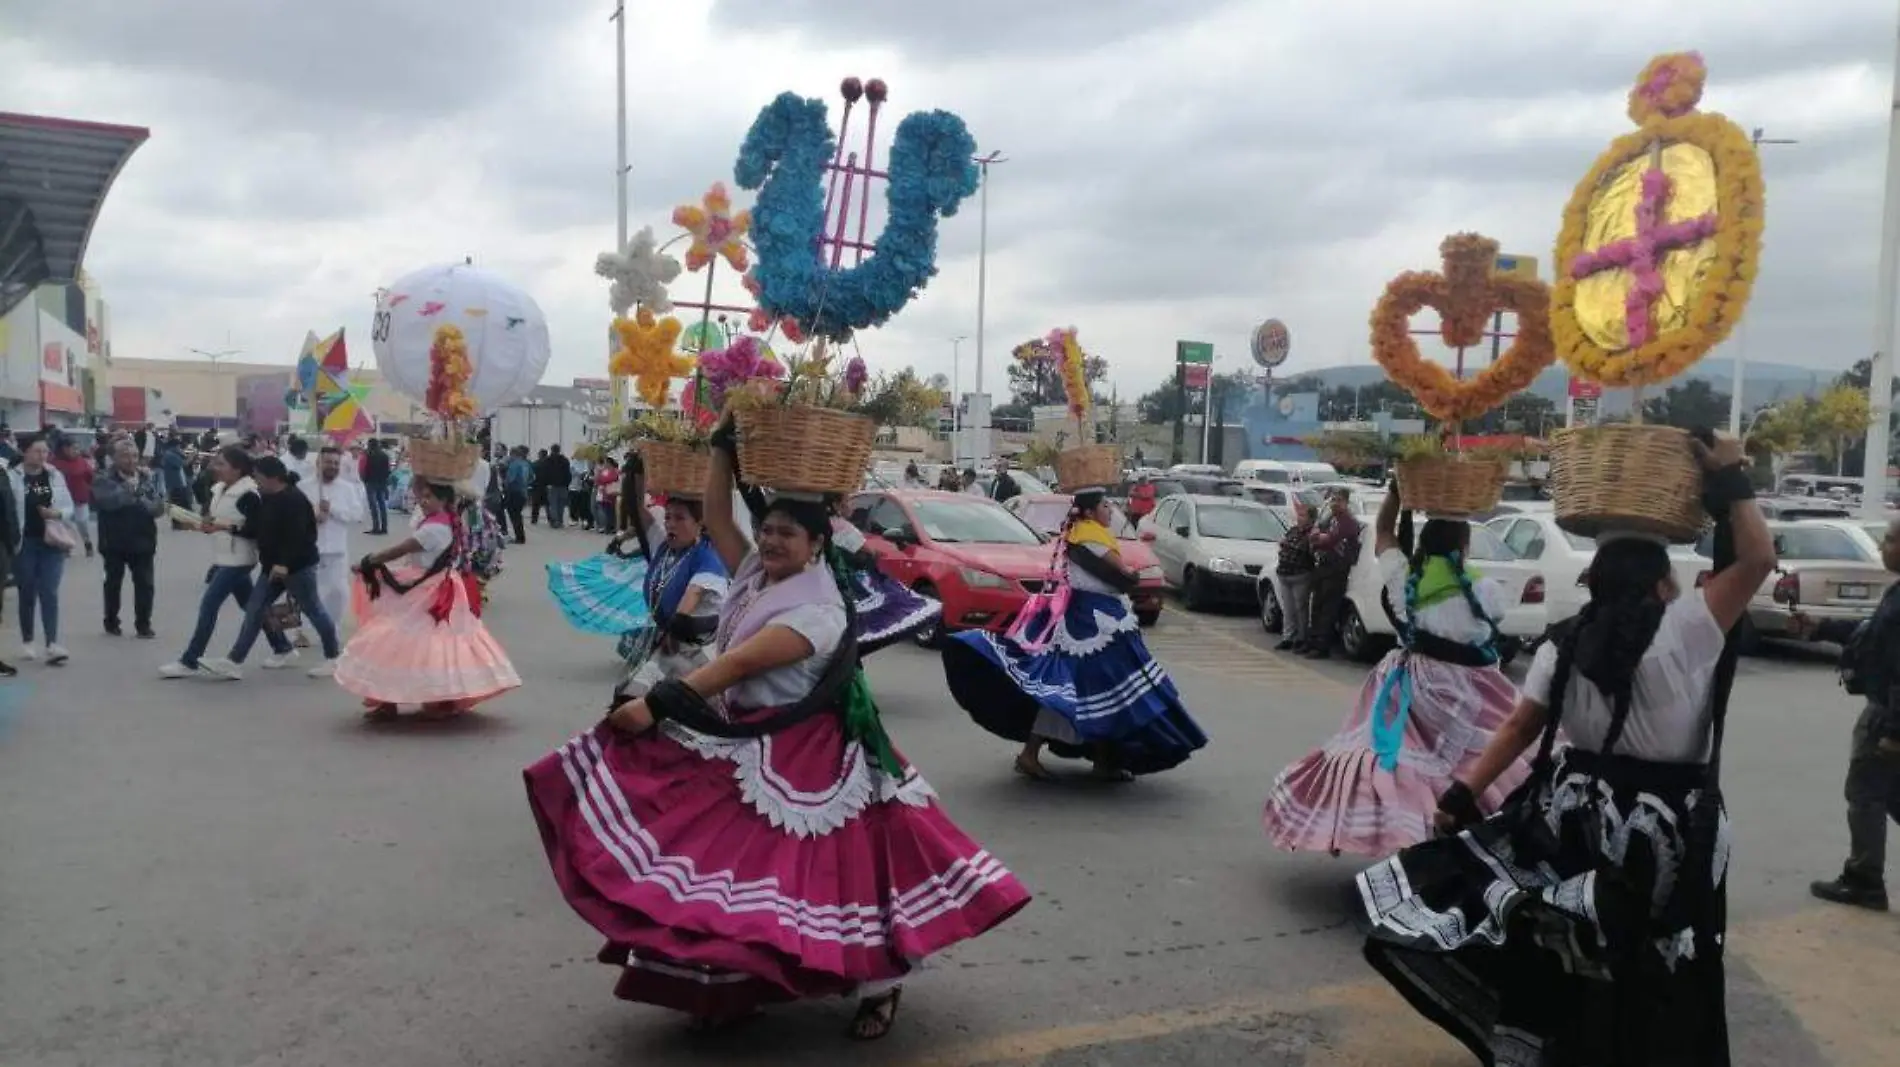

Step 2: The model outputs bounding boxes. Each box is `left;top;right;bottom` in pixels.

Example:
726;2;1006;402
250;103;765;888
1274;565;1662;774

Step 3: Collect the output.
0;112;149;316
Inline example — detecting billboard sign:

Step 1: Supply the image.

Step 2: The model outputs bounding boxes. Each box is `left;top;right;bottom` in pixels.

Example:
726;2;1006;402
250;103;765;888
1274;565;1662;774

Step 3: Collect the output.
1183;364;1210;389
1175;340;1213;365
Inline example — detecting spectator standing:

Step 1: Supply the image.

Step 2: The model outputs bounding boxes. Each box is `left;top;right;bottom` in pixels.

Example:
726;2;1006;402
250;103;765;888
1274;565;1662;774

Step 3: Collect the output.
159;437;191;511
571;451;593;528
94;439;165;638
528;448;549;525
9;436;76;665
361;439;392;535
301;446;367;635
1127;474;1157;522
541;444;572;530
0;427;19;467
594;456;620;533
0;462;16;675
503;446;532;543
199;457;341;679
1273;501;1318;653
989;456;1023;504
48;437;96;557
1303;491;1363;661
283;436;315;484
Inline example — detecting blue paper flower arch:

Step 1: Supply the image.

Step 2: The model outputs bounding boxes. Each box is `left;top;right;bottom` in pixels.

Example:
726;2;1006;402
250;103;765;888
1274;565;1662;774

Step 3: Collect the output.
736;92;979;341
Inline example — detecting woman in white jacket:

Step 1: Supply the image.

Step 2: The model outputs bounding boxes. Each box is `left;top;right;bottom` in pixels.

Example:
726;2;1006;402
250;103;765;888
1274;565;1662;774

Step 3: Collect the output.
159;446;296;679
8;436;75;665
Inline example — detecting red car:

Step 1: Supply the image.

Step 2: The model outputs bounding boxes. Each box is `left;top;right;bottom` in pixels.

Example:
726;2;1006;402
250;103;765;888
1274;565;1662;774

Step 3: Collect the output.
1004;493;1167;624
847;490;1165;648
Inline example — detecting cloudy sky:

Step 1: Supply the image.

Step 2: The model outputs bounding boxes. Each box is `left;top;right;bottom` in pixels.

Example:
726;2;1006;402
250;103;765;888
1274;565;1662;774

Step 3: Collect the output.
5;0;1895;405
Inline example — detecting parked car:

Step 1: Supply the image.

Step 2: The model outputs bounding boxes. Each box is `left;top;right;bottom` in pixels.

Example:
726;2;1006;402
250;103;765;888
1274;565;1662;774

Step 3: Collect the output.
1488;511;1705;628
1138;495;1289;610
1754;496;1853;521
1258;520;1547;663
1236;483;1320;510
1002;493;1169;623
1691;518;1896;649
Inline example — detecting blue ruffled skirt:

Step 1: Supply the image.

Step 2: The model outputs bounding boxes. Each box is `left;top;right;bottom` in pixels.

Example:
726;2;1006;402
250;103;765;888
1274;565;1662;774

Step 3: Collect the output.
941;590;1206;775
850;569;942;655
546;553;650;636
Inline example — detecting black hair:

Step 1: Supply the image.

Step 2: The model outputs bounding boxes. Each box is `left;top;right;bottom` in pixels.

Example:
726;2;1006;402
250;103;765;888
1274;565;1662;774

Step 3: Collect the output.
319;445;341;455
665;497;704;522
421;480;458;506
1556;538;1672;714
254;456;289;481
1073;488;1108;512
1411;517;1469;571
288;436;308;458
763;497;831;543
218;445;254;476
1397;514;1494;651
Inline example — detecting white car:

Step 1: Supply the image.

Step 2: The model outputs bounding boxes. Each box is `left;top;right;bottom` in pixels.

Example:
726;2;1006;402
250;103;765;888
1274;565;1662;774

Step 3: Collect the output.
1139;494;1289;611
1487;512;1707;628
1257;519;1547;663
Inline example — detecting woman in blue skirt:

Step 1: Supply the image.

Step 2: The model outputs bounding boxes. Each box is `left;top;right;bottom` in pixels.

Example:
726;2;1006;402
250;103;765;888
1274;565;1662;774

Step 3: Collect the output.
941;488;1207;780
615;496;729;697
546;540;650;638
831;501;942;654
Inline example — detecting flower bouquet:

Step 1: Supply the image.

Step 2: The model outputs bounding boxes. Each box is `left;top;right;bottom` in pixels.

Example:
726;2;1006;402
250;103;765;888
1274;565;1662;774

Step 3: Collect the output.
1546;52;1759;541
726;339;876;495
1039;328;1120;490
407;324;481;483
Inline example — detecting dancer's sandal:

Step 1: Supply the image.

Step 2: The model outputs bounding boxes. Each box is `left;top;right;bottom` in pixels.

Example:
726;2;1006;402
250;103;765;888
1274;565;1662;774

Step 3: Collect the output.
849;988;902;1041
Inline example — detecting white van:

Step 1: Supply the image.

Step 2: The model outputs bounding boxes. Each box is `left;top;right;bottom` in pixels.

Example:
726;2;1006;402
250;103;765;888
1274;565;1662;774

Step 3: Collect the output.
1234;459;1340;485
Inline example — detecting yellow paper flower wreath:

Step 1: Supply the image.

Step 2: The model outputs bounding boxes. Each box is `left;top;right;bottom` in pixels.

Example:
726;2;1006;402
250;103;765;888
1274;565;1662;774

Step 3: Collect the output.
1551;52;1765;388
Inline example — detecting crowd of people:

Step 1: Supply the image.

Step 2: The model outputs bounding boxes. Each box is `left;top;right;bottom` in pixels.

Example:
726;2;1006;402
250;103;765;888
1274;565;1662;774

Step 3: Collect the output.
13;415;1899;1063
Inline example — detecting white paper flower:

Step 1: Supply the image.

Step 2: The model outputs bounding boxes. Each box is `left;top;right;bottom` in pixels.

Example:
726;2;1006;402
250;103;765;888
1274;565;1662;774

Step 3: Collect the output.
595;225;681;314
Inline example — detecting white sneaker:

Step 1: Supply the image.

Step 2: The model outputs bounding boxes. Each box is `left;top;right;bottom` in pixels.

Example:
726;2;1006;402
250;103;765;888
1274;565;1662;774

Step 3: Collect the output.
159;661;203;679
200;657;243;680
261;650;301;670
44;644;69;666
21;646;38;662
305;659;337;678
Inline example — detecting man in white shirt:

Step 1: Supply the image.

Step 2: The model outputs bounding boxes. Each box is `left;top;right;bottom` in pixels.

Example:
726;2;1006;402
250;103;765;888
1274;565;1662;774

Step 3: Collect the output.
301;445;367;632
284;436;316;485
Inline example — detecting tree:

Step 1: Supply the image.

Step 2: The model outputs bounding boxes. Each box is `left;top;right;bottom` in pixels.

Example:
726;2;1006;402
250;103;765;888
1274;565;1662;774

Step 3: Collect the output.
852;368;944;428
1136;371;1253;425
1640;378;1731;430
1745;397;1810;461
1006;346;1107;407
1812;384;1872;475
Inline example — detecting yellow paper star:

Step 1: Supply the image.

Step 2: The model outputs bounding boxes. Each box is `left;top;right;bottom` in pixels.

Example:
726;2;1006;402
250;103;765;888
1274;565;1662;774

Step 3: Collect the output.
671;182;751;273
609;309;694;409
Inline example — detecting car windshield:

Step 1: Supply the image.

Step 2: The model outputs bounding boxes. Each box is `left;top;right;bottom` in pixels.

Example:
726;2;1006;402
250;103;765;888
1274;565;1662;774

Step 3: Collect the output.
1772;526;1873;562
1197;504;1287;541
911;498;1043;545
1016;499;1134;537
1249;469;1291;484
1863;523;1889;548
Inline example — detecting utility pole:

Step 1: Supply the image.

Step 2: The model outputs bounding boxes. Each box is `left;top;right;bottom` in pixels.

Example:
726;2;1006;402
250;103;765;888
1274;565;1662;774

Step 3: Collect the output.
1864;17;1900;517
971;152;1005;404
1729;126;1798;435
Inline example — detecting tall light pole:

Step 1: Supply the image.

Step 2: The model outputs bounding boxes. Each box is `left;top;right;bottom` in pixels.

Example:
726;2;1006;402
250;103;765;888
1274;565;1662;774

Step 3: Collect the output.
1864;19;1900;518
1729;126;1798;435
971;151;1006;402
608;2;632;424
949;334;967;463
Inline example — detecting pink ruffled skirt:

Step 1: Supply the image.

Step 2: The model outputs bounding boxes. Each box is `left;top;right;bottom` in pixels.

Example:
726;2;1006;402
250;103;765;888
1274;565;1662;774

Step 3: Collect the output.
334;568;521;708
1262;651;1530;857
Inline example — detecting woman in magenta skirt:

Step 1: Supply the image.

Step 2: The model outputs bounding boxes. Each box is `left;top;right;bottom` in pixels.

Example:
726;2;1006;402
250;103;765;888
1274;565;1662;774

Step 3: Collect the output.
524;420;1029;1040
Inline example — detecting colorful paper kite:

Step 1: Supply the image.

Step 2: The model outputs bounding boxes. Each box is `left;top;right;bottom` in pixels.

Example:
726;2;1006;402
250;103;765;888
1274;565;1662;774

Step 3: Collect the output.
301;327;377;442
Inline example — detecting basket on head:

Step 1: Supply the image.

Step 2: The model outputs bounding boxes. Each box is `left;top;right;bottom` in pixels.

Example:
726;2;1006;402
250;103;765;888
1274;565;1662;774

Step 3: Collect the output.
1054;444;1122;491
639;440;712;496
732;406;877;496
1395;455;1507;517
1550;424;1705;543
407;437;478;482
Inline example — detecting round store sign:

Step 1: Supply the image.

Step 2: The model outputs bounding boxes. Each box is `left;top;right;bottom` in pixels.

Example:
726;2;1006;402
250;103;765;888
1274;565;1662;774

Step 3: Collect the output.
1251;319;1291;368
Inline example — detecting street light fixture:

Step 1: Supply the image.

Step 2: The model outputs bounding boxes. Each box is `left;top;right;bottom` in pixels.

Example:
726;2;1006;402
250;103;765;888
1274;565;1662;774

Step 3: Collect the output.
1728;127;1798;436
971;151;1006;403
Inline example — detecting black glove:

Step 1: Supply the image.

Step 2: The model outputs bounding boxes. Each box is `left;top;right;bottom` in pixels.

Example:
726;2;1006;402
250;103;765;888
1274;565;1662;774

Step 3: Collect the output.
1436;780;1483;832
1691;428;1754;513
709;416;739;458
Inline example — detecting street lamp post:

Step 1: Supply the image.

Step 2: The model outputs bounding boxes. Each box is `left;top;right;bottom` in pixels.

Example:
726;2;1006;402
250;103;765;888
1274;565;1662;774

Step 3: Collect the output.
1865;18;1900;518
949;334;967;464
971;151;1005;404
1729;126;1798;436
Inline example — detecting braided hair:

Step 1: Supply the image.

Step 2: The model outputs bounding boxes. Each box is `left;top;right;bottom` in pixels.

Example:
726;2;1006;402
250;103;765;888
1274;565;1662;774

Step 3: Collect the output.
1396;517;1498;654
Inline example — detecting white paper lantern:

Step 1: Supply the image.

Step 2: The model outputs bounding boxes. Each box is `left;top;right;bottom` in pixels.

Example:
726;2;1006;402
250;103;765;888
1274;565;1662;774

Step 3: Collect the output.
371;263;552;414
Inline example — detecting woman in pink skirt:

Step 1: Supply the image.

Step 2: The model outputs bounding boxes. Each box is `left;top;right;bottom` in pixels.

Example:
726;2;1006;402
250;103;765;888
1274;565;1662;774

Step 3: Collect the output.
1262;484;1531;856
337;479;521;720
525;424;1030;1040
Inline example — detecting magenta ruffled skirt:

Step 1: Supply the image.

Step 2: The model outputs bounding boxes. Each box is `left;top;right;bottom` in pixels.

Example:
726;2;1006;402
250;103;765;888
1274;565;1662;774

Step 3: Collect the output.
525;708;1031;1016
1262;651;1530;857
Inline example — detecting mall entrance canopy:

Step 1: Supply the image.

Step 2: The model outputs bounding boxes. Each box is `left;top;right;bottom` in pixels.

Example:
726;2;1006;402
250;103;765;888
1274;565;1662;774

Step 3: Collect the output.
0;112;149;318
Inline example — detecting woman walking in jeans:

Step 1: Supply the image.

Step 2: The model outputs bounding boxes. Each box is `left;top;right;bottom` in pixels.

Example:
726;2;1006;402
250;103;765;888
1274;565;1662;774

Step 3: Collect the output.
159;446;295;679
8;436;75;666
197;457;342;680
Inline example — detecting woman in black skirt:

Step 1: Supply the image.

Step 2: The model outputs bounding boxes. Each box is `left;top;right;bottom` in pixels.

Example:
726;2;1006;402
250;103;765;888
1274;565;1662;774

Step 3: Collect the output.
1357;434;1775;1066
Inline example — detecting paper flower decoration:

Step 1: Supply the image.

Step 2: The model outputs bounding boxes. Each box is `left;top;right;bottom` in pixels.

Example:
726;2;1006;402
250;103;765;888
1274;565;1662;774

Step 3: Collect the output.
672;182;751;273
1048;328;1091;420
1552;52;1764;388
843;355;869;396
609;309;693;409
595;225;681;314
696;334;784;409
1369;233;1555;422
425;324;479;420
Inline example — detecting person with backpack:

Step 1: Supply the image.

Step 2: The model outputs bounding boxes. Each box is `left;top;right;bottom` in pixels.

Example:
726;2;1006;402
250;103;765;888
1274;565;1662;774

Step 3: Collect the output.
361;440;393;535
1793;517;1900;911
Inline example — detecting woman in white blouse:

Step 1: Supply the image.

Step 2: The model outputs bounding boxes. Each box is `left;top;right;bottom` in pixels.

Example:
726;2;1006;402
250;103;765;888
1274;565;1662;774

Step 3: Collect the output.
525;417;1030;1041
1357;435;1775;1066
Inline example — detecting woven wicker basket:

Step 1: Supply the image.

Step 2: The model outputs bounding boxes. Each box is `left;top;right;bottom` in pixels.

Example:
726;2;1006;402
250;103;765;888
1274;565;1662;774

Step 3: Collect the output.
640;440;712;496
1395;455;1508;516
1551;424;1705;543
1054;444;1123;491
733;406;877;495
407;437;478;482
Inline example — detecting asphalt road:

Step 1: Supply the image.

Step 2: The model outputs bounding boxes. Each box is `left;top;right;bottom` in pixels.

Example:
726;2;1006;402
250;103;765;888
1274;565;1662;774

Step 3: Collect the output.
1;523;1894;1067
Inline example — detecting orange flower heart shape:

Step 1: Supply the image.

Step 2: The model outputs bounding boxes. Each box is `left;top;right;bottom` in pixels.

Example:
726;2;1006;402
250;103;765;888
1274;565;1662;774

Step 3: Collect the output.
1370;233;1556;423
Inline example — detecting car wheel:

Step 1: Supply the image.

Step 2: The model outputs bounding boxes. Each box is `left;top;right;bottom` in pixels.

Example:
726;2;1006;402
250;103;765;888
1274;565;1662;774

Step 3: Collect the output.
1181;567;1210;612
1339;603;1380;663
1258;582;1283;633
911;583;943;649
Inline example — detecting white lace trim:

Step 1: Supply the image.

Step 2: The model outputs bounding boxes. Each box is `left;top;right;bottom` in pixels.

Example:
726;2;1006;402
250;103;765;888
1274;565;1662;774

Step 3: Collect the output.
660;721;935;839
1049;596;1141;657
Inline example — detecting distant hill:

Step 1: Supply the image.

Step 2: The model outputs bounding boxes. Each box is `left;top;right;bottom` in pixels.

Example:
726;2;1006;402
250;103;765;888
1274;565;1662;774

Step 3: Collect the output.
1273;358;1837;415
